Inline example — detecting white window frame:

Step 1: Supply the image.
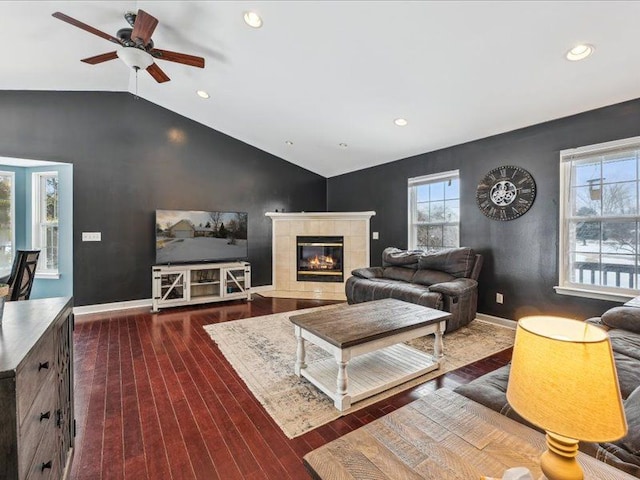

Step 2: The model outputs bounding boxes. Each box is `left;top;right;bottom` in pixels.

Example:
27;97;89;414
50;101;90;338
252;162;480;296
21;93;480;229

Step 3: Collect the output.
0;170;16;278
32;171;59;279
408;169;460;250
556;136;640;302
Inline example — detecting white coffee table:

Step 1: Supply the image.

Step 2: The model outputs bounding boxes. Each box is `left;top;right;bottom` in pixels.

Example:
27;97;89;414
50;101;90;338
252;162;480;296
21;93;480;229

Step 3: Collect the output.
289;298;450;410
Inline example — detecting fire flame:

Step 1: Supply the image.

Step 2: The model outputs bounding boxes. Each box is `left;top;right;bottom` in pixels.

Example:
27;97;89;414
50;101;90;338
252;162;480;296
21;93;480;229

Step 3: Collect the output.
309;255;334;269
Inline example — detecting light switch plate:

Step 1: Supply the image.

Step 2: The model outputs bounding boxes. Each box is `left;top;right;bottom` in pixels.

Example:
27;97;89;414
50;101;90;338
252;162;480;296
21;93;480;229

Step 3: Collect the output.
82;232;101;242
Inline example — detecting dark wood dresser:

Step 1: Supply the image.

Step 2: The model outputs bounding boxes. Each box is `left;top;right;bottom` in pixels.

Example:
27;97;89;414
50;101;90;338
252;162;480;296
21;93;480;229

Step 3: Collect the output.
0;297;74;480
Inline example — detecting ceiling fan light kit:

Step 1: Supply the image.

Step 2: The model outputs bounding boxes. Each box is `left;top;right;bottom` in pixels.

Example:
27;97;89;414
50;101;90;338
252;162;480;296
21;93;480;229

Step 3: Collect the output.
117;47;154;71
52;9;205;84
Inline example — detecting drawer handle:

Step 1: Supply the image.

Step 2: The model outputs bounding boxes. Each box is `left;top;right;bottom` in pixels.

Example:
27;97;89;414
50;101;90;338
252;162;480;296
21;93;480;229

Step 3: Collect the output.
38;361;49;371
41;461;52;471
39;411;51;422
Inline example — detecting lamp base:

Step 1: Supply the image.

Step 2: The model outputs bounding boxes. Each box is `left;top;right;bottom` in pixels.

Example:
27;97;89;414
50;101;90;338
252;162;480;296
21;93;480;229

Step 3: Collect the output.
540;432;583;480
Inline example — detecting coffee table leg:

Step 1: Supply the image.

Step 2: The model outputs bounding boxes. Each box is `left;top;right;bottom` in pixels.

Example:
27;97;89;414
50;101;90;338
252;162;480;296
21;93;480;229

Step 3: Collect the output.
294;326;306;376
335;351;351;410
434;320;445;358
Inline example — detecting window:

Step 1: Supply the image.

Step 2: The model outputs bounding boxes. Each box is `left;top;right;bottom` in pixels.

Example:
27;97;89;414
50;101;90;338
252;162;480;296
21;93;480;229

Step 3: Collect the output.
0;171;15;276
558;136;640;301
408;170;459;250
32;172;59;276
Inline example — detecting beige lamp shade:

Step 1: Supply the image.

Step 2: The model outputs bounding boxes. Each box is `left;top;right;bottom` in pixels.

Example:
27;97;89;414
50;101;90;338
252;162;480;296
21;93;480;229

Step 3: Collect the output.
506;316;627;442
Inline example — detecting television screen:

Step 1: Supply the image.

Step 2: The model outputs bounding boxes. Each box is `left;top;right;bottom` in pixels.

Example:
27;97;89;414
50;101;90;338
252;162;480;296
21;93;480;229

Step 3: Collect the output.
155;209;248;264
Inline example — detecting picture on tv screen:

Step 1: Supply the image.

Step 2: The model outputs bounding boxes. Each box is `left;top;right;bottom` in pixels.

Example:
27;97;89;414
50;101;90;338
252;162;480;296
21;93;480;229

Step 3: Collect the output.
156;210;248;264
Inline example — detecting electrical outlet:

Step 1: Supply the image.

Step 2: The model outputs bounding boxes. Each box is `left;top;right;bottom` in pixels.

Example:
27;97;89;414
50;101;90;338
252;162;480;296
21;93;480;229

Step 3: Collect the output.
372;231;379;240
82;232;101;242
496;293;504;304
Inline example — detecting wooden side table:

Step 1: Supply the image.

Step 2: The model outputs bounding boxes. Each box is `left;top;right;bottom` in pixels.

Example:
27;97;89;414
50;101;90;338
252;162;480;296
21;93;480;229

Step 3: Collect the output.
303;388;634;479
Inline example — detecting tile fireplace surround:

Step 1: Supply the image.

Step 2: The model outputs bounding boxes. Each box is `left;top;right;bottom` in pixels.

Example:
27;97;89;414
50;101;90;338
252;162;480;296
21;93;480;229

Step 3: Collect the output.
264;211;375;300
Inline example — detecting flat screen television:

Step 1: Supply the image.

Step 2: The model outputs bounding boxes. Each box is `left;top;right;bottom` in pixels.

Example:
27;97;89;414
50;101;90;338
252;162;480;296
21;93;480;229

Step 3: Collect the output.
155;209;248;265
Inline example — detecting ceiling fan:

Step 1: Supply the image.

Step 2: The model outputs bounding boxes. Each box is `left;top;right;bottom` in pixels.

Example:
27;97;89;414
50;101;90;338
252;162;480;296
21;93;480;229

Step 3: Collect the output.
52;9;205;83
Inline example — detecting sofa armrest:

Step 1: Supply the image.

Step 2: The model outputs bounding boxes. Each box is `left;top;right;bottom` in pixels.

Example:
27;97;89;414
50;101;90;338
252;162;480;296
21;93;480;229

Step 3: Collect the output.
350;267;384;279
428;278;477;300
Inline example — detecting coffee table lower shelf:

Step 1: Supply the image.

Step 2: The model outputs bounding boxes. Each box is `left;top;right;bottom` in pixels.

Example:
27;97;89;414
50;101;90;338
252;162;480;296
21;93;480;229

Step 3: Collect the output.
300;343;439;410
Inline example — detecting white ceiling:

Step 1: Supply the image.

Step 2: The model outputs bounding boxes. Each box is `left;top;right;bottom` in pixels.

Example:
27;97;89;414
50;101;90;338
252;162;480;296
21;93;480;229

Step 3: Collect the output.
2;1;640;177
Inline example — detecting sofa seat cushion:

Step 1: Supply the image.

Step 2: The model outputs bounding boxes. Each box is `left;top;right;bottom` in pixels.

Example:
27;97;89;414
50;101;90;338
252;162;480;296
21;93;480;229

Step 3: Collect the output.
453;365;538;431
346;277;442;310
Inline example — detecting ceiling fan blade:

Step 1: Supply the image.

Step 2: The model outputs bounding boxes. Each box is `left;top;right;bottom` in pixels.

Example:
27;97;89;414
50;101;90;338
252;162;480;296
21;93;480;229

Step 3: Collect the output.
147;62;170;83
81;51;118;65
52;12;122;45
131;9;158;46
150;49;205;68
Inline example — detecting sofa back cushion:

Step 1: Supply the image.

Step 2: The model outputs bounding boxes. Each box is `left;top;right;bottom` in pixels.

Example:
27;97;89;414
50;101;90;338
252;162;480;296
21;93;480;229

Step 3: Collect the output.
412;269;456;286
382;247;421;268
613;385;640;455
382;266;417;282
418;247;476;278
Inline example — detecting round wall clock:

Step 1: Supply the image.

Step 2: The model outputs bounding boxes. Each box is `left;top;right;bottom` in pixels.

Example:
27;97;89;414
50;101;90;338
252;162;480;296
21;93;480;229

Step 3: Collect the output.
476;165;536;221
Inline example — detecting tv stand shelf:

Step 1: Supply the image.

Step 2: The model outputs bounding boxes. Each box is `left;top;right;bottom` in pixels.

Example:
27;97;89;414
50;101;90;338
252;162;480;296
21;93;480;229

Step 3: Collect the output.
152;261;251;312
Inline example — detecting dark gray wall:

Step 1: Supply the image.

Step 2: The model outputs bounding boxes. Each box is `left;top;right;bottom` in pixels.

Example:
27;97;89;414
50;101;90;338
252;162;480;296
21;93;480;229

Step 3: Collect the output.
328;98;640;320
0;91;326;306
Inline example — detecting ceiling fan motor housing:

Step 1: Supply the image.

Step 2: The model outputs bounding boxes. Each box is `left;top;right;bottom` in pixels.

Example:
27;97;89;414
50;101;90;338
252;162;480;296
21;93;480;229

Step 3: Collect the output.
117;28;154;50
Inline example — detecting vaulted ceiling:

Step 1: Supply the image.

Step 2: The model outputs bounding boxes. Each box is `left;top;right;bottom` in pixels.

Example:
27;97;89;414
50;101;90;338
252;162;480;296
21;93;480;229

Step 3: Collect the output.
3;1;640;177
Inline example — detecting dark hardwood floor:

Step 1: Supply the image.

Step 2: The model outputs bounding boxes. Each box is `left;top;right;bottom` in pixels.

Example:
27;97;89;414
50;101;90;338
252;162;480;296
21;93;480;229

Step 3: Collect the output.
70;295;512;480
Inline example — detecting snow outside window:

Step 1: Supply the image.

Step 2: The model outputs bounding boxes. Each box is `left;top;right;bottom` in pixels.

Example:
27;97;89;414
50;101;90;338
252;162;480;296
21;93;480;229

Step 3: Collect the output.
408;170;460;251
557;136;640;302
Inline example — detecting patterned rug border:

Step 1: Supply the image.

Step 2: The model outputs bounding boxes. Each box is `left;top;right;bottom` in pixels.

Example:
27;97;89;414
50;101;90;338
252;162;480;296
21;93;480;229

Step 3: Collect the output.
204;305;515;438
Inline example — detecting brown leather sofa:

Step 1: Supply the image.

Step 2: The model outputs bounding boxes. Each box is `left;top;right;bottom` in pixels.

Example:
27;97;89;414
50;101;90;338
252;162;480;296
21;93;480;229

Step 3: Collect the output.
454;305;640;478
345;247;483;332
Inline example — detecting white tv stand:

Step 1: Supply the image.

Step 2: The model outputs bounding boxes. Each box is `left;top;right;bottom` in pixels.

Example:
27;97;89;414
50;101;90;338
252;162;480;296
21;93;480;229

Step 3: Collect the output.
152;261;251;313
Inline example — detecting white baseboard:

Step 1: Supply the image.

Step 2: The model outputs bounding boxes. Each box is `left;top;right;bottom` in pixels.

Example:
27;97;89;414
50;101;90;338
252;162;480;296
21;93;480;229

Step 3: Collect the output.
73;298;153;315
251;284;273;294
73;285;275;316
476;312;516;329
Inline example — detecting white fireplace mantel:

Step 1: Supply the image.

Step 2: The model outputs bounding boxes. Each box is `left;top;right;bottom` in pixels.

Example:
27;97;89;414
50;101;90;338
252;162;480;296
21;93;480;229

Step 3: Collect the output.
264;211;376;300
265;211;376;220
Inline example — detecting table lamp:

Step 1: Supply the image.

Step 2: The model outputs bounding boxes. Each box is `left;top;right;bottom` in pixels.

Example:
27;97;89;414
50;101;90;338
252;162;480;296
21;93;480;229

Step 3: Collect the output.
506;316;627;480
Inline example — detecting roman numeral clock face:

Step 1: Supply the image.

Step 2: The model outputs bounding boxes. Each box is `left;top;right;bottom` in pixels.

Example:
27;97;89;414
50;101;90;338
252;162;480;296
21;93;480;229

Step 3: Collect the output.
476;166;536;221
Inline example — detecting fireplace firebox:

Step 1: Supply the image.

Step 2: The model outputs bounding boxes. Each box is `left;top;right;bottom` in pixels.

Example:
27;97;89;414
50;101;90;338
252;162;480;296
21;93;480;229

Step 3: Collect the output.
296;236;344;282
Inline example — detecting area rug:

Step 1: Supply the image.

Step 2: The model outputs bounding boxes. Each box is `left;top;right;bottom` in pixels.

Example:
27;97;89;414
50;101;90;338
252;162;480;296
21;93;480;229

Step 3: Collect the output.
203;305;515;438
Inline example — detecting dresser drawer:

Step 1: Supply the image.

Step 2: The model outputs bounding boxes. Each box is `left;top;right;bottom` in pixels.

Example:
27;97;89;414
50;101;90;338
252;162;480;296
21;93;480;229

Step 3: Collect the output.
24;420;58;480
16;333;54;426
18;373;57;478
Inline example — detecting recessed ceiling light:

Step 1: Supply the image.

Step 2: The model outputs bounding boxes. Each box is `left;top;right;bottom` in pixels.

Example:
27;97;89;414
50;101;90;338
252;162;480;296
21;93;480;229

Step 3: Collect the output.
339;143;348;148
243;11;263;28
566;44;594;61
394;118;408;127
196;90;210;99
285;140;294;146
